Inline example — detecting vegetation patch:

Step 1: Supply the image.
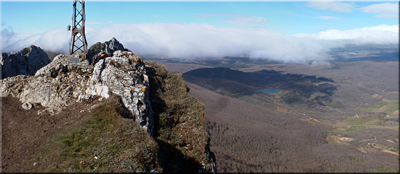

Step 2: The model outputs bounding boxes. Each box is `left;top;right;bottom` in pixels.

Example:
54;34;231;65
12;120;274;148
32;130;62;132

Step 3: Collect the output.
338;117;381;125
327;135;341;144
145;61;214;173
276;107;288;113
308;120;320;124
348;125;367;132
332;128;349;132
349;156;365;163
332;126;366;133
360;99;399;114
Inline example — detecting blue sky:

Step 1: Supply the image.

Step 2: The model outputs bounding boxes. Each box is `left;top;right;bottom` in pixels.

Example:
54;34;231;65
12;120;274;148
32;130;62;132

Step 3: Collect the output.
2;1;398;34
1;1;399;63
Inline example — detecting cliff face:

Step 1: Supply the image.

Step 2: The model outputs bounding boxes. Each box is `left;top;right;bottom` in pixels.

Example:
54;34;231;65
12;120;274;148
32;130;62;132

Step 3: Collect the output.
0;39;216;173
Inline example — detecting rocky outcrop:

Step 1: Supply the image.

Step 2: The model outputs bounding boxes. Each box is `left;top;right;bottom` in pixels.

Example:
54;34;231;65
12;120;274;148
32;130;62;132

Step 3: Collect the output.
0;50;153;134
83;50;153;134
0;39;216;173
1;45;51;79
86;37;130;62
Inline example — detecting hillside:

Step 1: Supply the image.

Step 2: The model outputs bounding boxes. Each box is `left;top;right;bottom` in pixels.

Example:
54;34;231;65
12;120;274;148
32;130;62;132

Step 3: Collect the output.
186;82;398;172
157;58;399;173
1;39;216;173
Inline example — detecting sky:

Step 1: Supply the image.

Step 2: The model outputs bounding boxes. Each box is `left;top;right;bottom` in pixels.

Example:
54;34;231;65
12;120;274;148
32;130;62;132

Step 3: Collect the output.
1;0;399;63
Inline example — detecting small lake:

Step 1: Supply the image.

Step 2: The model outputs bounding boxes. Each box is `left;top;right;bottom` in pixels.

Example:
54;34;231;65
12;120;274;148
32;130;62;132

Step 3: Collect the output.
261;89;280;94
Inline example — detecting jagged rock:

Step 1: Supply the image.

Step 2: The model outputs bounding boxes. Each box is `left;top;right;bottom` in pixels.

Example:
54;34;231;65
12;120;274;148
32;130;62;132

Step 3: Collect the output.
83;50;153;134
1;45;51;79
87;37;130;63
1;53;17;79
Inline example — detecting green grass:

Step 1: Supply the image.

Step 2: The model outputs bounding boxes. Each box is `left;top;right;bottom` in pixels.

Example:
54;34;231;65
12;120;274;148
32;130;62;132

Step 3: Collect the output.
332;126;366;133
349;156;364;163
332;128;349;132
383;100;399;114
360;99;399;114
340;117;380;125
348;125;366;132
29;98;160;173
327;136;340;144
308;120;320;124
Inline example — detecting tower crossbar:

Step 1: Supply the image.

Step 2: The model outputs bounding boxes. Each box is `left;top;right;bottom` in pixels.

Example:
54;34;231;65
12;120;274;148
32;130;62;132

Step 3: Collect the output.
69;0;88;56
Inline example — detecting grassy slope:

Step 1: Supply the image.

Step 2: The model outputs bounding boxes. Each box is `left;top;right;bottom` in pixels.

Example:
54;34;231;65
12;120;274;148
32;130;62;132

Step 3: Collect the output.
26;61;213;173
27;97;159;172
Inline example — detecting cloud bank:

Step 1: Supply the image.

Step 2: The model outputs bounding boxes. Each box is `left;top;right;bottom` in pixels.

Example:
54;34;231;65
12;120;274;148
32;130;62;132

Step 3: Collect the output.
295;24;398;45
2;23;398;64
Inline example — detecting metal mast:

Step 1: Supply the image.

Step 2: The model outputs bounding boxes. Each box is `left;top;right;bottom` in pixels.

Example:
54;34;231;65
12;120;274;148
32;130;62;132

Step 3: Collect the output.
68;0;88;55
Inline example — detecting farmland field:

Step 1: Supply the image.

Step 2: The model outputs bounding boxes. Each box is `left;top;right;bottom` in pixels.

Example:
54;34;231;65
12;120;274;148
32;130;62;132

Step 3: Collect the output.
360;99;399;114
338;117;382;125
348;125;367;132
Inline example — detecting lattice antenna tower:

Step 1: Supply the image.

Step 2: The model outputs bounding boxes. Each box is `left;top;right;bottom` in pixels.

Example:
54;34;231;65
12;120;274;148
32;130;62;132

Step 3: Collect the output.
68;0;88;56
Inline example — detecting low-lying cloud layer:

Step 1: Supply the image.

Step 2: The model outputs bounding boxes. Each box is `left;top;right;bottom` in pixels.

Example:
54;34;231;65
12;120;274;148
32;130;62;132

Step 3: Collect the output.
1;23;398;64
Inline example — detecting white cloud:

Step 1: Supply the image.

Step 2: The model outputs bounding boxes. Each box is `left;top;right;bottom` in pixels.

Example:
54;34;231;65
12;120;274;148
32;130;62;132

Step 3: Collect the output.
295;24;398;45
198;13;267;28
306;0;356;13
1;23;398;64
316;16;340;20
1;27;16;49
360;3;398;19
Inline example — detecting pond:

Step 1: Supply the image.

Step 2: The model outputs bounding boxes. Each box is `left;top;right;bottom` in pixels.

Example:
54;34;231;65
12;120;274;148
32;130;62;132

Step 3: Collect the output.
260;89;280;94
